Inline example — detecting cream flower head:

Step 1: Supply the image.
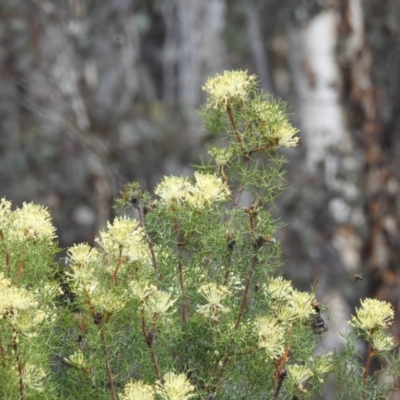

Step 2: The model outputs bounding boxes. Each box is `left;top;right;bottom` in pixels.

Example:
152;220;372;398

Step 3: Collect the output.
0;282;38;315
156;372;195;400
97;216;147;262
253;316;285;359
349;298;394;332
119;380;155;400
208;147;233;167
0;279;53;334
370;331;395;353
286;290;315;322
196;282;231;320
311;353;334;383
265;276;293;301
90;291;125;314
22;363;47;393
272;120;299;148
202;70;257;110
130;280;158;302
253;101;299;148
187;172;230;209
66;265;98;294
64;350;87;369
287;364;314;392
8;202;56;241
155;176;190;207
146;290;176;316
67;243;99;267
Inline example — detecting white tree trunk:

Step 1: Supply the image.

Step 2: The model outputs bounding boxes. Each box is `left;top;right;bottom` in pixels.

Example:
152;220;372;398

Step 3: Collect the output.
288;11;349;179
286;8;363;356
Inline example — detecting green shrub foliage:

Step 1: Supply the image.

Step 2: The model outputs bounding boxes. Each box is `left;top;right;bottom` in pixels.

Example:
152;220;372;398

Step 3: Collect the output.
0;71;399;399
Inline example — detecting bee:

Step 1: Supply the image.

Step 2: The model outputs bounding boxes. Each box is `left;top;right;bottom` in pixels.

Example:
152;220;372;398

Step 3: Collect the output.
93;312;103;325
310;303;329;334
253;236;265;249
310;312;329;334
130;196;139;207
144;202;157;216
227;239;236;251
351;274;363;282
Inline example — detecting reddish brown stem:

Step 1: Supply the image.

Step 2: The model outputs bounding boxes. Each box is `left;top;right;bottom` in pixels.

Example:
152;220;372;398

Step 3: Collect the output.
141;308;161;379
111;248;123;287
178;261;189;324
273;346;292;400
222;270;230;287
12;328;25;400
273;373;285;400
249;215;255;233
17;258;25;283
99;330;117;400
226;105;243;145
362;341;375;400
0;339;5;361
248;139;279;155
141;308;149;344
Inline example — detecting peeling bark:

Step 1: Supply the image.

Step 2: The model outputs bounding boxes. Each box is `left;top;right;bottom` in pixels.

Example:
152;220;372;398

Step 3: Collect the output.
339;0;400;344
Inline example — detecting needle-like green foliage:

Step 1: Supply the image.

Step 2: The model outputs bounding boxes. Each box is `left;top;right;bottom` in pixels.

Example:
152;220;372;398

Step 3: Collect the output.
0;71;399;400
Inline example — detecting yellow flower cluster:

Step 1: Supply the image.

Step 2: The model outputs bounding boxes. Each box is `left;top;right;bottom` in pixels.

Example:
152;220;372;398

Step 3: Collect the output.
207;147;233;167
349;298;394;332
119;380;155;400
67;243;99;266
155;173;230;210
253;316;285;359
156;372;195;400
253;101;299;148
97;216;148;263
64;350;87;369
129;280;176;317
119;372;195;400
154;176;189;207
371;331;395;353
0;273;52;335
202;70;257;111
146;290;176;316
22;363;47;393
287;364;314;393
264;278;315;324
202;70;299;149
0;198;56;242
312;353;334;383
196;282;231;320
348;298;396;352
265;276;293;301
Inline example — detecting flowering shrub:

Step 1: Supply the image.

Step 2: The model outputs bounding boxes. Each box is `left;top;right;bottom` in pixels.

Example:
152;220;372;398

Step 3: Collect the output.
0;71;399;399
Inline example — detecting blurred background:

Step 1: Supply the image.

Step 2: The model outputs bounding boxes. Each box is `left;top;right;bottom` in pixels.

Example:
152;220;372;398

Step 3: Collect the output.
1;0;400;396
